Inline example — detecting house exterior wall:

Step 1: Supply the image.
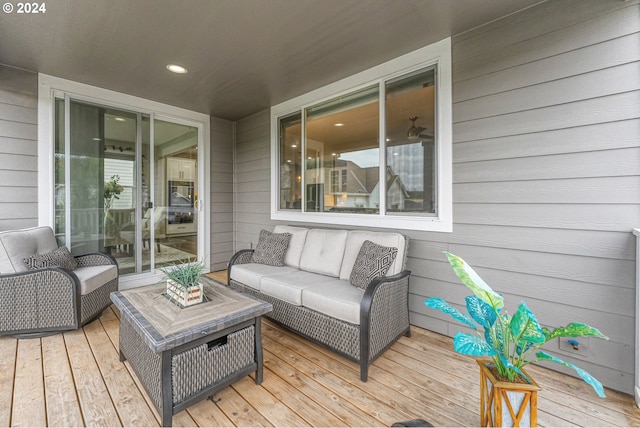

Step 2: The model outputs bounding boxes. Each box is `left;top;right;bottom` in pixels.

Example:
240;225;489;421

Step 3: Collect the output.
209;116;234;271
0;66;38;231
234;0;640;394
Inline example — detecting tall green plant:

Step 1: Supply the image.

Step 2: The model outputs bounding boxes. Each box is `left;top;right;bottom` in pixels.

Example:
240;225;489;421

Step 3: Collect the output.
425;252;608;398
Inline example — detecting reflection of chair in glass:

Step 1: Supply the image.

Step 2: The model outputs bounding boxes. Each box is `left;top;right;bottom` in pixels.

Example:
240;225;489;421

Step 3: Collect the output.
104;208;135;254
0;226;118;336
143;207;167;252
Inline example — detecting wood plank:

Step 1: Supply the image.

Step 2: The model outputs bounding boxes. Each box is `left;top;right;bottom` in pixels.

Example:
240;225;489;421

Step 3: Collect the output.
0;103;36;124
262;348;382;427
453;119;640;163
262;321;474;427
454;147;640;183
252;368;348;427
455;62;640;123
454;33;640;103
0;119;36;139
447;243;635;292
0;136;37;155
452;203;640;233
83;319;159;427
454;0;633;51
407;328;640;425
454;90;640;143
64;327;122;427
11;338;46;427
454;176;640;205
213;385;272;427
184;398;235;427
41;334;84;427
232;375;310;426
0;336;17;426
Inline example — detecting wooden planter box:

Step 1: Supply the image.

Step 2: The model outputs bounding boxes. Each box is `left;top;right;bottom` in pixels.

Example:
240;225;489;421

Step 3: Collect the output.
166;280;203;307
478;360;541;427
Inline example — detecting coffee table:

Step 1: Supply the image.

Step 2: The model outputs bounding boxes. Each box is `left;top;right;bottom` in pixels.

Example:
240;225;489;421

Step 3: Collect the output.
110;277;272;427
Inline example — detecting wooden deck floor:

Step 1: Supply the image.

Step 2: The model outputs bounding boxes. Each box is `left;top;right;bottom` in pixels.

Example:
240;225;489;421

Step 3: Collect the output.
2;272;640;427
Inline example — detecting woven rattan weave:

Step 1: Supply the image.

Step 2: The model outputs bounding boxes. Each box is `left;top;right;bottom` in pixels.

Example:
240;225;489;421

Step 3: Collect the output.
111;279;272;427
228;245;411;381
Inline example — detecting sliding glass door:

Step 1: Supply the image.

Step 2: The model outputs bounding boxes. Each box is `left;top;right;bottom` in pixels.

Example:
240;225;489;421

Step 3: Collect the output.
54;98;201;277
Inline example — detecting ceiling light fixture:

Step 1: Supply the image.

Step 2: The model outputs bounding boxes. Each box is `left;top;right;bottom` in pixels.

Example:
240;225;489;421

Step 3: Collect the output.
334;123;344;127
166;64;188;74
114;117;126;122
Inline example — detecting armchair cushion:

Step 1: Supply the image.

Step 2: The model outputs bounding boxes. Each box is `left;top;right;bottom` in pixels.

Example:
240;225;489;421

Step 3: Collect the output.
0;226;59;273
74;265;118;295
24;246;78;270
349;240;398;290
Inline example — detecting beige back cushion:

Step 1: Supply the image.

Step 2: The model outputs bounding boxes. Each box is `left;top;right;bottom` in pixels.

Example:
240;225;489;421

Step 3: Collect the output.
299;229;348;277
0;226;59;273
273;225;309;268
339;230;407;280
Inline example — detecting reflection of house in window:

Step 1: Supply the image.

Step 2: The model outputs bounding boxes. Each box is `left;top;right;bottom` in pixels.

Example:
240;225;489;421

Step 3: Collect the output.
369;166;410;210
323;159;411;213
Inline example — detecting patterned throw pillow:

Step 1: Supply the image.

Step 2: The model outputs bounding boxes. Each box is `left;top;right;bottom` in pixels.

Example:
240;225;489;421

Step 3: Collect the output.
350;240;398;289
24;246;78;270
251;229;292;267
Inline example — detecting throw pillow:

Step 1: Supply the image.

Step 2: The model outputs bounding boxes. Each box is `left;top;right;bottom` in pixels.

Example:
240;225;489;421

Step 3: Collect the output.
24;246;78;270
251;229;292;267
350;240;398;289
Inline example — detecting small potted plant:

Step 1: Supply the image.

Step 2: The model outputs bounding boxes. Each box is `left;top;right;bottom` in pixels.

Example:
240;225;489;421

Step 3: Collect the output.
425;252;608;427
161;259;206;307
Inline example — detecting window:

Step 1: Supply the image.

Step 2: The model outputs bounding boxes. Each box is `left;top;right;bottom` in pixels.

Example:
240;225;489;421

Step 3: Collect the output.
270;38;452;232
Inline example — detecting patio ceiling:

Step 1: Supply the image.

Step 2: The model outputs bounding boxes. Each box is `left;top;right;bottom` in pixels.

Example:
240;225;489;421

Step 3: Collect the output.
0;0;542;121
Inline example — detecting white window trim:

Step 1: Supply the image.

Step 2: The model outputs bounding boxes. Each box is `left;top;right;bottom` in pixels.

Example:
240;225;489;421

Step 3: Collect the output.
270;38;452;232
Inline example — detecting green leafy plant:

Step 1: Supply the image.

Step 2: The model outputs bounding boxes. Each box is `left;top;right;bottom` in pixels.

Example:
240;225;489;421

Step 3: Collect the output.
425;252;608;397
104;175;124;210
161;258;206;289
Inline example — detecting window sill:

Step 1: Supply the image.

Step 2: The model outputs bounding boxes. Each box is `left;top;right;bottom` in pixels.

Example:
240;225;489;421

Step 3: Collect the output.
271;210;452;233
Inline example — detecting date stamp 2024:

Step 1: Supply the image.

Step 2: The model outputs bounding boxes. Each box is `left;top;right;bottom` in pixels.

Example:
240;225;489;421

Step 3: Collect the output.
3;2;47;14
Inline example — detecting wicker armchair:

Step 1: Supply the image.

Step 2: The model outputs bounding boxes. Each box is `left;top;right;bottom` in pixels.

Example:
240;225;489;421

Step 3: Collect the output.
0;226;119;337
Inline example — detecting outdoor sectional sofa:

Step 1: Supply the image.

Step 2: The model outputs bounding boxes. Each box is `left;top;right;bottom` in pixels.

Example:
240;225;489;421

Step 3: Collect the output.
227;225;411;381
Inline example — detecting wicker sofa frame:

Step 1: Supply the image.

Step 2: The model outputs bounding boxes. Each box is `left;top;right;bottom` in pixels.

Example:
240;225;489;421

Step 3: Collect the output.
228;248;411;382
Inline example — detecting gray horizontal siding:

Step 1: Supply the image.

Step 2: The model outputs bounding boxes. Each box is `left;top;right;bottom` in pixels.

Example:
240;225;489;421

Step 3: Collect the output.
233;0;640;394
0;66;38;231
209;116;234;271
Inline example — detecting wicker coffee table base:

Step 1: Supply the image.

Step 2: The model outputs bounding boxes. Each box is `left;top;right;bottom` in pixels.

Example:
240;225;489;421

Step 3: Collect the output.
119;315;263;427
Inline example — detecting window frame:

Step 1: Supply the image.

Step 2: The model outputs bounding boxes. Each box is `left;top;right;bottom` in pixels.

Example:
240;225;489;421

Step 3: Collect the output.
270;38;452;232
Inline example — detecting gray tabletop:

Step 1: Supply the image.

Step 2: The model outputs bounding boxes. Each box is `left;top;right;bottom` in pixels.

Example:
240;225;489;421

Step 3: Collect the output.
111;277;272;353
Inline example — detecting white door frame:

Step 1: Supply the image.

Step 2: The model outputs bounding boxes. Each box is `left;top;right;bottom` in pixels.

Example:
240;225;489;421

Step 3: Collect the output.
38;74;211;289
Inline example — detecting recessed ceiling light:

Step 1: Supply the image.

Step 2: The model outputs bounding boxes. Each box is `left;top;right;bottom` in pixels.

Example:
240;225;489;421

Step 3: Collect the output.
114;117;126;122
92;138;101;141
334;123;344;127
166;64;188;74
291;144;297;148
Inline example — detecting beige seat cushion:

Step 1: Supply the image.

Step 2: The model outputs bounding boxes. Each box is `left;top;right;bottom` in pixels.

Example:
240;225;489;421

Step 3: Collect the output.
302;279;365;325
74;264;118;295
260;271;337;306
230;263;297;291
